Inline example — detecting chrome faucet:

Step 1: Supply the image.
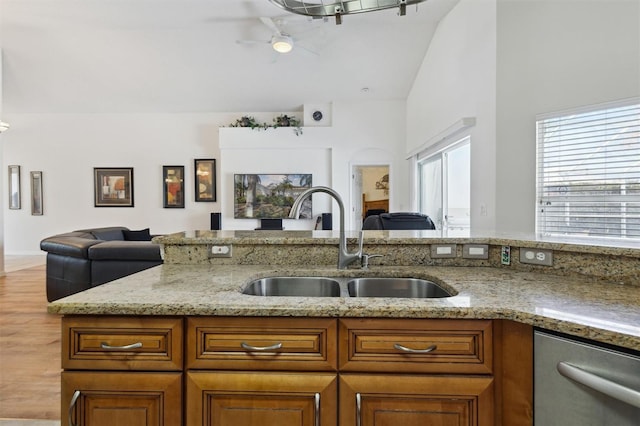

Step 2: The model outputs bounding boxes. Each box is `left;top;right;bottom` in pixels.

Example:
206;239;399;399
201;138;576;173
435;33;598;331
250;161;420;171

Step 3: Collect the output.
288;186;363;269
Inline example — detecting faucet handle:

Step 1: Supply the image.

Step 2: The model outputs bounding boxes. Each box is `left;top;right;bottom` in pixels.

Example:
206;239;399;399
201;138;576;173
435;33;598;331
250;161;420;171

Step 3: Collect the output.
361;253;383;269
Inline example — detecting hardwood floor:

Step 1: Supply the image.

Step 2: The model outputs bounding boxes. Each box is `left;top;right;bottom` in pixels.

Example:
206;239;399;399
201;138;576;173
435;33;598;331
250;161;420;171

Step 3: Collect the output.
0;264;61;421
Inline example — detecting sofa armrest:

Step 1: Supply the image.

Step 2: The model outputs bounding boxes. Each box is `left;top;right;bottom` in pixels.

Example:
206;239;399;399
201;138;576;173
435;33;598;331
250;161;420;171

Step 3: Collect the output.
40;237;102;258
87;241;162;261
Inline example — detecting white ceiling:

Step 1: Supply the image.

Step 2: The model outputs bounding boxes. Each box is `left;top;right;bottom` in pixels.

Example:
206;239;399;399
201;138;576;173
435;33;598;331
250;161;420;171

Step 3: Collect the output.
0;0;459;113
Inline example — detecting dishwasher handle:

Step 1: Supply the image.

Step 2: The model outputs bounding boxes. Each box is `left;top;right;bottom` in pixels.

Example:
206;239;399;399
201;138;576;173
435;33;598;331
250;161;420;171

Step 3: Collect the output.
557;361;640;408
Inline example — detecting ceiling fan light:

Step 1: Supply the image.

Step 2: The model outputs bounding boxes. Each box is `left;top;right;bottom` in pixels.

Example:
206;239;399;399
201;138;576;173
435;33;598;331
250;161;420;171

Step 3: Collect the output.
272;35;294;53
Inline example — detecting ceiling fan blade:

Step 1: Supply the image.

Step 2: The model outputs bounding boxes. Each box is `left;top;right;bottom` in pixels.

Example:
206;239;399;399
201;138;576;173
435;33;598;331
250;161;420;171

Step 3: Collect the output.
236;39;271;45
259;16;282;35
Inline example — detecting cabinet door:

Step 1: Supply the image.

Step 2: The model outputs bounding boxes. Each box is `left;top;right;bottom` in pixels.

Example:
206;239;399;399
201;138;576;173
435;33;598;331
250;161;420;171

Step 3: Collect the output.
187;371;337;426
340;374;494;426
62;372;182;426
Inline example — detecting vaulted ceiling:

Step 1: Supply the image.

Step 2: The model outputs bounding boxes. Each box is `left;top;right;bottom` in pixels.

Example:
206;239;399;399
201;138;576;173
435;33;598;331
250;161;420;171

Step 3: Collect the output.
1;0;459;113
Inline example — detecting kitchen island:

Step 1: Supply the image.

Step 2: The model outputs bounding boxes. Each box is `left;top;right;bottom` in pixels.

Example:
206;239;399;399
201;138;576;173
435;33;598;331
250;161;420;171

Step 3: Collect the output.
48;230;640;426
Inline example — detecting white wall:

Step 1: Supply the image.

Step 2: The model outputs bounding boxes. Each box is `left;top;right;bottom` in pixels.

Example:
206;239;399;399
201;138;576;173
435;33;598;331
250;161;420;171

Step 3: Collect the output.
495;0;640;234
219;100;408;231
2;100;407;254
0;50;5;273
407;0;639;236
406;0;497;234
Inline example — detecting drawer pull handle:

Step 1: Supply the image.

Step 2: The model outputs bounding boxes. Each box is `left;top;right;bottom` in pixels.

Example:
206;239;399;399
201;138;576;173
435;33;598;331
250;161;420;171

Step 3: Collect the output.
100;342;143;350
240;342;283;352
557;361;640;408
393;343;437;354
68;390;80;426
314;392;320;426
356;392;362;426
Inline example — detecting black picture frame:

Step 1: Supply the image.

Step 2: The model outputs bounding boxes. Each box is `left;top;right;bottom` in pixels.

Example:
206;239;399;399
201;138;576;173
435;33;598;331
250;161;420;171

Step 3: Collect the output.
194;159;216;202
94;167;134;207
163;165;185;208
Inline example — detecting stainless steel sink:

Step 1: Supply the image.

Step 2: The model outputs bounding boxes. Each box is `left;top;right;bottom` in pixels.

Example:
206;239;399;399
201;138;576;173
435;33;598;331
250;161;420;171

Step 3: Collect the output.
242;277;341;297
347;277;453;298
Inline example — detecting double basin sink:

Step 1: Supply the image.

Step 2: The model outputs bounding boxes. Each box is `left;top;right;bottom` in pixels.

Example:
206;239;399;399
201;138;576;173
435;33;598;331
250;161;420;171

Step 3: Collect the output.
242;276;454;299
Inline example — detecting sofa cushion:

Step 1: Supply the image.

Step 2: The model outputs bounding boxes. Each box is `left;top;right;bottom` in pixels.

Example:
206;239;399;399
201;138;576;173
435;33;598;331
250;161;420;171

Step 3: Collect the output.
82;227;128;241
87;241;162;261
123;228;152;241
40;236;102;258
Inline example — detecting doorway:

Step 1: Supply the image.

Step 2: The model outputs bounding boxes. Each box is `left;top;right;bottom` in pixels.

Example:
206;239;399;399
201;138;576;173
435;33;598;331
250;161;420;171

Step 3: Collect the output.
352;165;390;230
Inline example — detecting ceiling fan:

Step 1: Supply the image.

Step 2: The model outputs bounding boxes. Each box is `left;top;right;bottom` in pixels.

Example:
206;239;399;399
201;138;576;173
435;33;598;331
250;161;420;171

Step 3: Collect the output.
237;16;319;55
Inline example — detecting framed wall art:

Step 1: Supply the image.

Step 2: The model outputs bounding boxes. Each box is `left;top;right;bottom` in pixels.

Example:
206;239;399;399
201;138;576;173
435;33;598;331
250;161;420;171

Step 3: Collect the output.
94;167;134;207
195;159;216;202
163;165;185;208
30;171;43;215
234;173;312;219
8;165;21;210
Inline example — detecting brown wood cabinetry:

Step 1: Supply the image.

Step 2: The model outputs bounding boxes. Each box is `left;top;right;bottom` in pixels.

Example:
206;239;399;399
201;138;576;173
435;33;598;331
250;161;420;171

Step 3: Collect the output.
61;316;183;426
186;371;337;426
61;315;531;426
62;372;182;426
340;374;494;426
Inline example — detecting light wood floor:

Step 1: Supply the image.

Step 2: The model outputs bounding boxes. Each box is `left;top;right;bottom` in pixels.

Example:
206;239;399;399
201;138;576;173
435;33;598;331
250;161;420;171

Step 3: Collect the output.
0;264;61;421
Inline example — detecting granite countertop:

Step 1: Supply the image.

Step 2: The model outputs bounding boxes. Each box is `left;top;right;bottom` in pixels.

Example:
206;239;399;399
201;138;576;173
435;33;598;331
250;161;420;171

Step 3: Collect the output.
48;263;640;351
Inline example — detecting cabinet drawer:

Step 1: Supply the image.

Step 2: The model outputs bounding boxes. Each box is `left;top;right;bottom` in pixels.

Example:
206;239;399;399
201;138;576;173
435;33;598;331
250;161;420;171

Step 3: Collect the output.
339;319;493;374
187;317;338;371
62;316;183;371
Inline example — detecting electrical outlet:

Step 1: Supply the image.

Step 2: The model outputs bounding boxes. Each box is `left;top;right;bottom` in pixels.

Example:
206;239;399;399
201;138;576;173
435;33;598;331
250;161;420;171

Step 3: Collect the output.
209;245;232;258
519;248;553;266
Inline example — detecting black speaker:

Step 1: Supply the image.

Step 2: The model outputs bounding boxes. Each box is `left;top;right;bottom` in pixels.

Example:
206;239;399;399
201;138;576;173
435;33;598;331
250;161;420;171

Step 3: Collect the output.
322;213;332;230
210;212;221;230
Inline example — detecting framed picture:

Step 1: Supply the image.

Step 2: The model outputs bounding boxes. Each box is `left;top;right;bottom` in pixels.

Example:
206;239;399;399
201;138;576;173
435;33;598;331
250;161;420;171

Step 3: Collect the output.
234;173;312;219
30;171;43;215
8;165;21;210
94;167;134;207
163;165;185;208
195;159;216;202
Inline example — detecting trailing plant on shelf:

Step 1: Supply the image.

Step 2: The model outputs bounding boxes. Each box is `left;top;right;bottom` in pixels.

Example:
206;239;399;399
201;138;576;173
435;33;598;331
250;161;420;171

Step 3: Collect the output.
273;114;303;136
226;114;303;136
228;115;269;131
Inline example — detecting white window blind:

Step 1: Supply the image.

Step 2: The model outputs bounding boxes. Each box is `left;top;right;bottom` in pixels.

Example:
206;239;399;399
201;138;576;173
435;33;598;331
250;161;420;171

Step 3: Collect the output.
536;99;640;240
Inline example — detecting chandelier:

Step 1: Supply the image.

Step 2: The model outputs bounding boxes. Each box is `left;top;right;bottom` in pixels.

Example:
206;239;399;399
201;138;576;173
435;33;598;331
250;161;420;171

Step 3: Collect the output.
268;0;428;25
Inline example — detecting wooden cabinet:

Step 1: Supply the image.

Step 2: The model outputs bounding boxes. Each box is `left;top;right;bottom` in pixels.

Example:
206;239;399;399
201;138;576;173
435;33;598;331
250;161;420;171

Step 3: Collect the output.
187;316;337;371
338;319;495;426
338;318;493;374
61;316;183;426
61;315;531;426
186;371;337;426
340;374;494;426
62;372;181;426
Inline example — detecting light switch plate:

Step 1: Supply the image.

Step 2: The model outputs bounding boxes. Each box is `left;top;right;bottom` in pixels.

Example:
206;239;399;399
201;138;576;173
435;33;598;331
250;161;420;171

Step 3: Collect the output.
430;244;457;258
462;244;489;259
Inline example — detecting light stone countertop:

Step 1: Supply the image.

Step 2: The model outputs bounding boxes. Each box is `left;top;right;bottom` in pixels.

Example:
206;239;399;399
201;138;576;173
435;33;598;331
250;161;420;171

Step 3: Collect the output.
48;263;640;351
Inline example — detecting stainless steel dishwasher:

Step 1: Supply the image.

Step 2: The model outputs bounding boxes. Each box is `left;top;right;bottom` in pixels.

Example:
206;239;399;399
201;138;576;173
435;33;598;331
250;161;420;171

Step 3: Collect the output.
534;330;640;425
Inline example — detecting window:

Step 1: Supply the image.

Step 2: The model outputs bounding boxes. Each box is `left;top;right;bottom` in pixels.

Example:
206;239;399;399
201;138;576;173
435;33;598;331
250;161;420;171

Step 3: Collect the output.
418;137;470;231
536;99;640;240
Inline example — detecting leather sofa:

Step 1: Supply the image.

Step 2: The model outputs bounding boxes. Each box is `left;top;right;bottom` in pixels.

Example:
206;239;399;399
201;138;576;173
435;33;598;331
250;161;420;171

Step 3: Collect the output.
362;212;436;230
40;226;163;302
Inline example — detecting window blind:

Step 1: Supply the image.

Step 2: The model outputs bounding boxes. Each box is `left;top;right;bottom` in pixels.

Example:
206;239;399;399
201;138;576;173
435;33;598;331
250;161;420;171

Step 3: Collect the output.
536;99;640;240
